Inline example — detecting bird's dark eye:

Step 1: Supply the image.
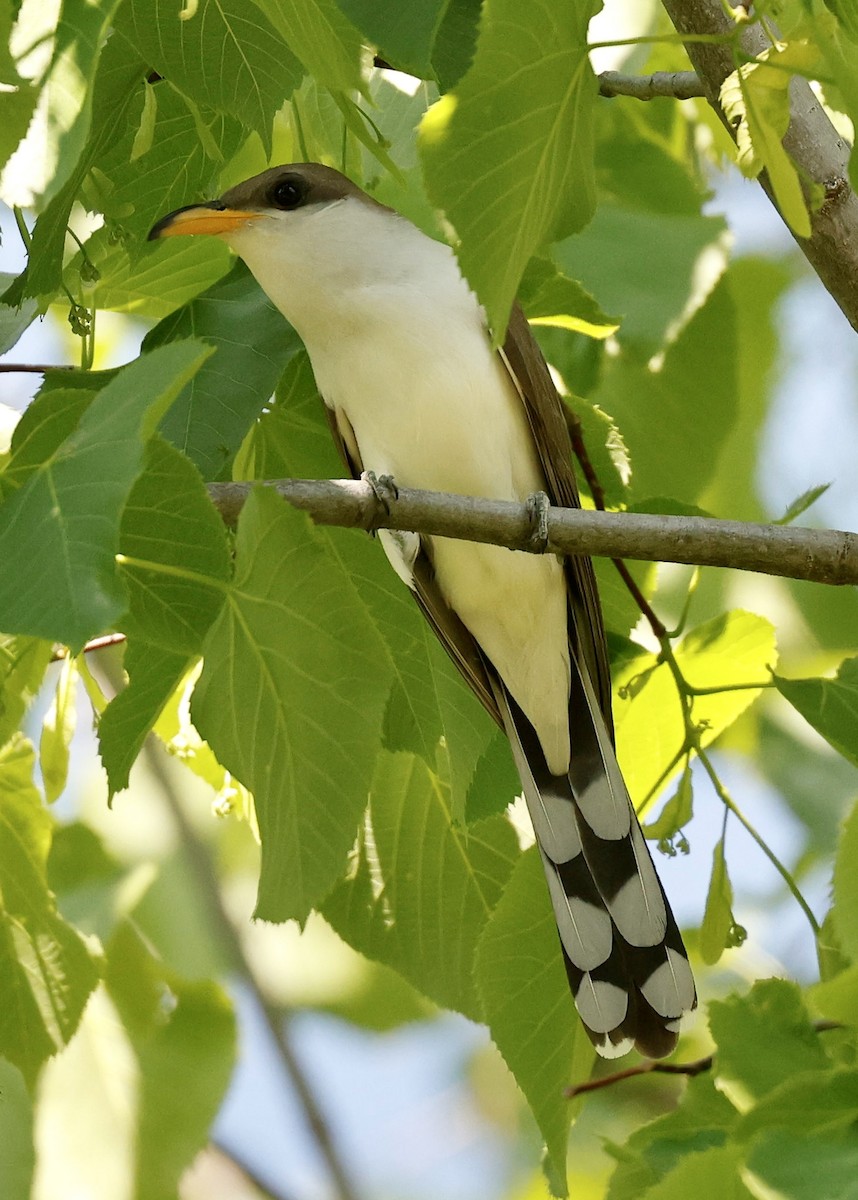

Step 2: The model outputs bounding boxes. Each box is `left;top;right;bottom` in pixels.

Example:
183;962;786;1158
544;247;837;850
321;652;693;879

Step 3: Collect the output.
270;178;305;210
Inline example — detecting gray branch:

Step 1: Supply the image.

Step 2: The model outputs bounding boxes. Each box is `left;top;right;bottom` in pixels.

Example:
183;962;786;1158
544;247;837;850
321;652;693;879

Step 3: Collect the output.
660;0;858;333
207;478;858;587
598;70;704;100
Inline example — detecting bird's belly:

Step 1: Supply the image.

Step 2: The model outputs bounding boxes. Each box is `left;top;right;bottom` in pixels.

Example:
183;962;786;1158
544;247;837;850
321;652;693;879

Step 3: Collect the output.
311;327;572;774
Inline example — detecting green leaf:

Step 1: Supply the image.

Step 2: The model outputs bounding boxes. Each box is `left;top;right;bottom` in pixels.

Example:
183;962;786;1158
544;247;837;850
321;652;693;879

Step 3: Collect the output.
250;0;364;93
615;611;777;809
130;78;158;162
28;985;138;1197
90;80;245;243
643;762;693;848
324;750;519;1017
2;34;146;302
118;0;303;154
99;645;195;797
431;0;481;90
419;0;598;339
0;737;100;1081
774;482;831;525
775;657;858;768
146;262;302;480
606;1075;738;1200
65;228;232;319
0;1058;34;1200
99;431;231;792
831;797;858;961
7;0;124;208
39;657;77;804
707;979;827;1103
0;635;53;750
48;822;128;947
737;1067;858;1142
720;45;817;238
0;277;38;357
745;1130;858;1200
0;79;37;179
1;386;95;496
700;837;735;966
519;257;620;338
703;257;792;523
336;0;448;76
555;206;729;352
464;725;520;823
821;0;858;39
811;5;858;190
591;277;738;505
192;488;394;921
118;435;231;653
811;963;858;1028
476;846;592;1197
105;921;236;1200
639;1144;752;1200
0;341;212;650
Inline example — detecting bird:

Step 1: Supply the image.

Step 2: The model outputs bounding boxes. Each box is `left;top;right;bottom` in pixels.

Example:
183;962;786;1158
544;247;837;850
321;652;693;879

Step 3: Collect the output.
149;163;696;1058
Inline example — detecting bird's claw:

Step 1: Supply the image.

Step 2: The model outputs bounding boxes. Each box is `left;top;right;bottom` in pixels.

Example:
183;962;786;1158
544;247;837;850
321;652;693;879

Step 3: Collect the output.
525;491;551;553
361;471;399;528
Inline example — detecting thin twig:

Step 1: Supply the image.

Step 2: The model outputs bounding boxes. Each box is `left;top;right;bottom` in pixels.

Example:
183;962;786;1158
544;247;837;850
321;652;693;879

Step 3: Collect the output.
696;744;821;936
51;632;126;661
206;480;858;588
0;363;74;373
598;70;704;99
565;1053;713;1098
566;1019;840;1098
140;737;363;1200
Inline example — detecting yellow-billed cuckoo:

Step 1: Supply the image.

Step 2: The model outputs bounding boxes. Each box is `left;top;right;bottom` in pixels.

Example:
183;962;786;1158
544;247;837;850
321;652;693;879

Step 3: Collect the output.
150;164;696;1058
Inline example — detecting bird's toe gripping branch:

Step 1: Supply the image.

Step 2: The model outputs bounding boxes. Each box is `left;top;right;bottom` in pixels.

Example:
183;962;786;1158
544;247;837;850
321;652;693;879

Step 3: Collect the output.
360;470;400;529
525;490;551;554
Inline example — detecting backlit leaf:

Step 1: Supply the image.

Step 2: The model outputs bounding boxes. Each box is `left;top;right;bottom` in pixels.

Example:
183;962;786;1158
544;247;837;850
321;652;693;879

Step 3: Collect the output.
419;0;598;338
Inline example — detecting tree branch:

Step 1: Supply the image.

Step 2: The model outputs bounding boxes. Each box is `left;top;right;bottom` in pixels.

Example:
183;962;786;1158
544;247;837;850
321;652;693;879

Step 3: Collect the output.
206;478;858;587
598;70;704;99
659;0;858;333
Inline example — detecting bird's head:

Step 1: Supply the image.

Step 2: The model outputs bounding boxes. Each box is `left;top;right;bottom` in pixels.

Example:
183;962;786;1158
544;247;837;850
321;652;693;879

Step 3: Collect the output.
148;163;407;334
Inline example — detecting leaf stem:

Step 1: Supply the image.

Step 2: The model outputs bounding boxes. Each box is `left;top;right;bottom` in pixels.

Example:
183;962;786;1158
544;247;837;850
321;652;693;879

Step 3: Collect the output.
696;745;820;936
588;31;737;50
13;205;32;250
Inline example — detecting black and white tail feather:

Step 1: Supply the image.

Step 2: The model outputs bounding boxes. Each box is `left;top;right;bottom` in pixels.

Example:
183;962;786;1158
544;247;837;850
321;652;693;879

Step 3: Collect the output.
495;662;696;1060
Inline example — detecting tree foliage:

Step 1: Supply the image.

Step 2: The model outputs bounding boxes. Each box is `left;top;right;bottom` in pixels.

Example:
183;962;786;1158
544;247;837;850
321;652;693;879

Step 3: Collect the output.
1;0;858;1196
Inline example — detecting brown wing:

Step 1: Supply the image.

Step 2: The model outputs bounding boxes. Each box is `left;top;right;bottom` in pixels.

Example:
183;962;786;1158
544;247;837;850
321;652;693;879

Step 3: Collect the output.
322;403;502;726
499;304;615;733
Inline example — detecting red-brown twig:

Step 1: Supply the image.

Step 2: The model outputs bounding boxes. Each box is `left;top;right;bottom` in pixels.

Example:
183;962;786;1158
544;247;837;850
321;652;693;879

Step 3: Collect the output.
565;1054;713;1099
51;632;126;661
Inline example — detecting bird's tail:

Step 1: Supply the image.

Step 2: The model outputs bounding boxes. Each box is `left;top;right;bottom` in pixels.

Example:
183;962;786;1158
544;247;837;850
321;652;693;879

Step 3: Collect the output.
495;660;696;1059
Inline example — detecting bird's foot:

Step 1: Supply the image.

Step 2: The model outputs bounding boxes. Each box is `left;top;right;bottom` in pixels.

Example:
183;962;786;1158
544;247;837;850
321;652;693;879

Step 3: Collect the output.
525;490;551;553
360;470;399;530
